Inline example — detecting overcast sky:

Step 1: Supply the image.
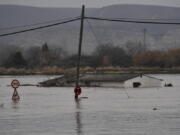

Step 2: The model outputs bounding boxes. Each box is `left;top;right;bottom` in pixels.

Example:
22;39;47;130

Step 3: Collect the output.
0;0;180;8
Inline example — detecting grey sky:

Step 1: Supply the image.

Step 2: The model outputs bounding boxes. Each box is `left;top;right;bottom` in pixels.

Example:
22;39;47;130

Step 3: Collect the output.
0;0;180;8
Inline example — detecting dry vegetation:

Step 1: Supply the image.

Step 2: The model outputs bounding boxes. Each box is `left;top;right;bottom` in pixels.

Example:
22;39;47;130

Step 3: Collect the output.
0;66;180;75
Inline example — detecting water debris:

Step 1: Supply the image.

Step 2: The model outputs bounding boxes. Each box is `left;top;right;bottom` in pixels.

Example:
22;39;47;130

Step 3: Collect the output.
153;107;158;111
80;97;88;99
7;84;38;87
0;103;4;108
165;83;173;87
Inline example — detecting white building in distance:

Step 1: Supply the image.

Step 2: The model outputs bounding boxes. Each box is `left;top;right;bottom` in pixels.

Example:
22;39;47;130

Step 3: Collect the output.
124;74;163;88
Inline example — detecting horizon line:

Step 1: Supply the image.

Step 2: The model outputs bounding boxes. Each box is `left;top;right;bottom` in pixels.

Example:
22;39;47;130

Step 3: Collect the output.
0;3;180;9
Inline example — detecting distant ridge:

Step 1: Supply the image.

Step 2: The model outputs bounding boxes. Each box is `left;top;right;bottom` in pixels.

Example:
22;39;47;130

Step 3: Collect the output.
1;4;180;29
103;3;180;9
0;4;180;53
1;4;180;27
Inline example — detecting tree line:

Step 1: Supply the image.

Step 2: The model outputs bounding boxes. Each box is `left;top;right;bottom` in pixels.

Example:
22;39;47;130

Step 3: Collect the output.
1;42;180;68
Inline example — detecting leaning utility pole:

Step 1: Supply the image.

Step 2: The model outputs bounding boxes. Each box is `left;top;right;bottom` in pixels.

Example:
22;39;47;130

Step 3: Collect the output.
74;5;85;99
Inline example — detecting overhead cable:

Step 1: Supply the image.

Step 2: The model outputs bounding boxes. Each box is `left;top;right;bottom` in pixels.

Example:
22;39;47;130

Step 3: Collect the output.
102;17;180;21
2;15;180;38
0;16;80;31
85;16;180;25
0;17;80;37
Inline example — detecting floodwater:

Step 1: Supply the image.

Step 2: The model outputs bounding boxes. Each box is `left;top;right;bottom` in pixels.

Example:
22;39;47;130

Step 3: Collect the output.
0;74;180;135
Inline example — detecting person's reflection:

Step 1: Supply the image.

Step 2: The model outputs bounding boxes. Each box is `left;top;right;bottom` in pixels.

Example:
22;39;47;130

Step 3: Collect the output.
75;99;83;135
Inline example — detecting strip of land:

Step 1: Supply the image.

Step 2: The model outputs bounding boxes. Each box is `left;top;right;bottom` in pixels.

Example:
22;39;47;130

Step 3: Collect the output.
0;66;180;75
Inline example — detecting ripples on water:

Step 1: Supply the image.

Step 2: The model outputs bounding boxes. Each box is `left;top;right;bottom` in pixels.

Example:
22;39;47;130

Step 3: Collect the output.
0;75;180;135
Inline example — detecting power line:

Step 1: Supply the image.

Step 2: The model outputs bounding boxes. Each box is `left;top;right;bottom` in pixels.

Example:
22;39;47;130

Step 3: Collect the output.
103;17;180;21
0;16;80;31
86;19;102;45
2;15;180;38
0;17;80;37
85;16;180;25
1;16;179;32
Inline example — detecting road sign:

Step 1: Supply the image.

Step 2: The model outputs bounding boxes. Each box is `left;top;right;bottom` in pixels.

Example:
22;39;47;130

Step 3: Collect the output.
11;80;20;89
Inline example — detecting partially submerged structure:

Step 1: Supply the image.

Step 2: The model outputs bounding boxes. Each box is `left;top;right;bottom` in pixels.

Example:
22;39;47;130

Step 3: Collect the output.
124;74;163;88
39;74;163;88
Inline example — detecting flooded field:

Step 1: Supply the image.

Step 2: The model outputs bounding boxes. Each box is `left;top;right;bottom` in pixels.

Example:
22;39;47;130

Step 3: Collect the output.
0;74;180;135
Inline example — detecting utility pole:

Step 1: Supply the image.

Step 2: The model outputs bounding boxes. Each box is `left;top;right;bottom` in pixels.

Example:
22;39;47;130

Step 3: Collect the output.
143;28;147;48
74;5;85;99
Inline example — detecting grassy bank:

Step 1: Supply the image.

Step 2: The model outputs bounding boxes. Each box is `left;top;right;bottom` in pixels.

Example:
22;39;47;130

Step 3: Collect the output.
1;66;180;75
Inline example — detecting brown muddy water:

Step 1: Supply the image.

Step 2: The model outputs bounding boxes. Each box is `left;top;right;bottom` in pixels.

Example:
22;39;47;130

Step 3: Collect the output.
0;75;180;135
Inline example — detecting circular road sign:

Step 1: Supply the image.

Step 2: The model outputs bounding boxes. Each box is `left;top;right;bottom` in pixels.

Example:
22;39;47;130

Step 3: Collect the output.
11;80;20;89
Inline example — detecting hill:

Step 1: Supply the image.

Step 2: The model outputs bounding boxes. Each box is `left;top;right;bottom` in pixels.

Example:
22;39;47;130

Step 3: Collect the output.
0;4;180;55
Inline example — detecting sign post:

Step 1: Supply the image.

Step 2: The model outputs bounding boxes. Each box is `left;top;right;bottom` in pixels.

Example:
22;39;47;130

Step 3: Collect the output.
11;80;20;102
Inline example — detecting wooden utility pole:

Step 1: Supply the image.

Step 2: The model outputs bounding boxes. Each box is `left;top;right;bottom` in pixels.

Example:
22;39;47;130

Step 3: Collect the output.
76;5;85;86
74;5;85;99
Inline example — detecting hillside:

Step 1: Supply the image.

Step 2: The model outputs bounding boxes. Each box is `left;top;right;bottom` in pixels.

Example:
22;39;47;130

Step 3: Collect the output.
0;4;180;54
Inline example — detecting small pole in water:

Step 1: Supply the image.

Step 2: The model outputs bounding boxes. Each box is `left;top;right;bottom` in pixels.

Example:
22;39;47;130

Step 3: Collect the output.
75;5;85;99
11;80;20;102
12;88;20;102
